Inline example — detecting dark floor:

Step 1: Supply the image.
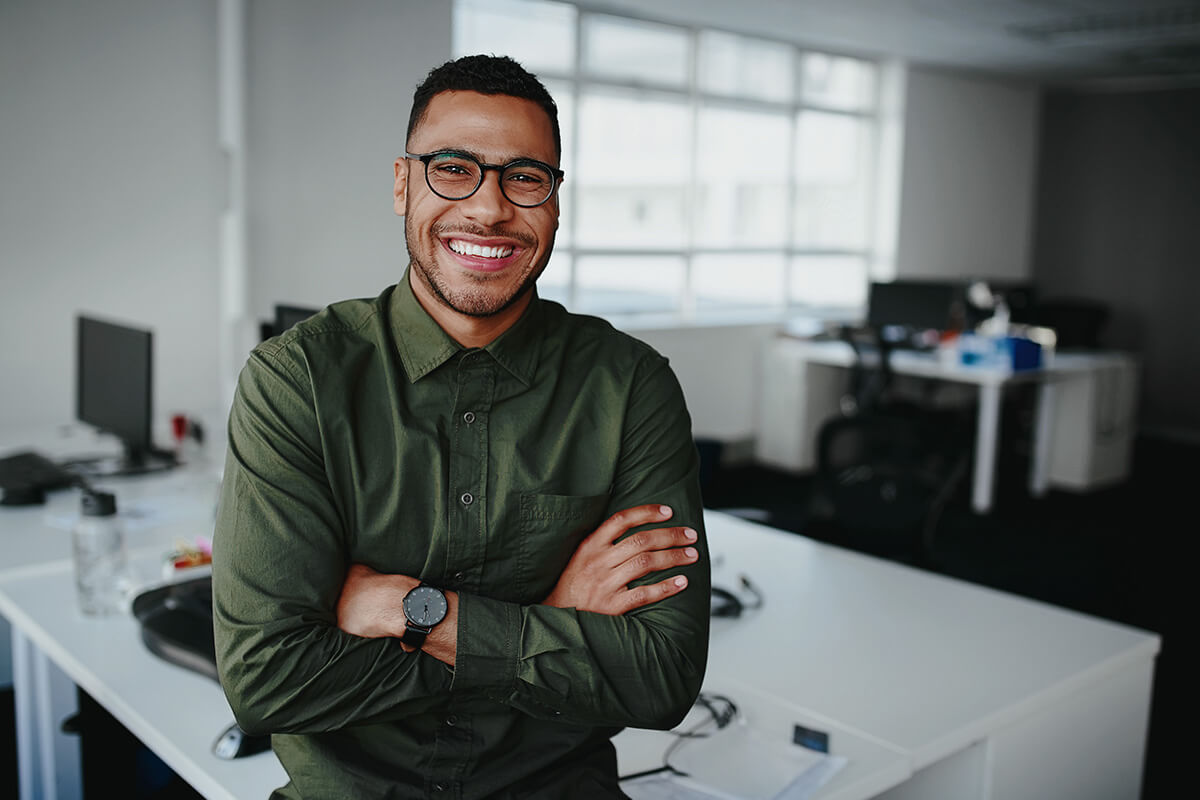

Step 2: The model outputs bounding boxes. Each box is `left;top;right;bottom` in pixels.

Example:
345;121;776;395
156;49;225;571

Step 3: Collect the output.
1;432;1189;799
702;431;1191;800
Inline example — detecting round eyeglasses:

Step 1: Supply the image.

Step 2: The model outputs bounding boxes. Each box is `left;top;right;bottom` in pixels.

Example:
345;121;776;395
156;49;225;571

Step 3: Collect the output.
405;150;564;208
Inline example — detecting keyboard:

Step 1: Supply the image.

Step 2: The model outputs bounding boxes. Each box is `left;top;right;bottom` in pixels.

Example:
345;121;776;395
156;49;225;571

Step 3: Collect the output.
0;450;77;492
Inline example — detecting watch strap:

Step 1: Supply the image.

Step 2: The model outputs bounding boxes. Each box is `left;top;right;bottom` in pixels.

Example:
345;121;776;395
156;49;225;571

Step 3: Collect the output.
400;624;431;649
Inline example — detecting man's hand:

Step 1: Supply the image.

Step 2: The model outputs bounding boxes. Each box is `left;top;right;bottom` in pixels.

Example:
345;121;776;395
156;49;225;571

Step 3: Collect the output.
337;565;459;665
543;504;699;615
336;564;416;639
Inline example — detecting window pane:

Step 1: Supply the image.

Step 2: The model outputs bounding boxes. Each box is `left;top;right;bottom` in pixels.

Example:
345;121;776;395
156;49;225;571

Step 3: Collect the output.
793;111;871;249
543;78;573;247
694;253;786;311
582;14;689;86
698;31;793;103
576;255;683;315
453;0;576;74
538;251;570;307
576;89;690;249
801;53;876;111
695;105;790;248
789;255;867;308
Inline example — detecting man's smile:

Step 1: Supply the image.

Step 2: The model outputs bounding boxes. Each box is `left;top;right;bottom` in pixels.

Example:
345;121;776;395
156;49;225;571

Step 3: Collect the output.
446;238;515;259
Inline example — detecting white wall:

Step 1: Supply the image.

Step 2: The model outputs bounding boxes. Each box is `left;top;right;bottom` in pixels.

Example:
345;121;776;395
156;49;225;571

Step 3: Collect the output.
246;0;449;320
895;67;1041;283
0;0;452;433
626;322;780;454
0;0;224;430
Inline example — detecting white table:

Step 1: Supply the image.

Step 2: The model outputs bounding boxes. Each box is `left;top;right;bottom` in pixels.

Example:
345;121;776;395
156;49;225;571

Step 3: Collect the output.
2;504;1159;800
757;337;1139;514
699;513;1159;800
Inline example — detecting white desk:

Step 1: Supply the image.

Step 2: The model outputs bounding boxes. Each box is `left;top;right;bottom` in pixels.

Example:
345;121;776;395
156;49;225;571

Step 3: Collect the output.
2;504;1159;800
699;514;1159;800
757;338;1139;514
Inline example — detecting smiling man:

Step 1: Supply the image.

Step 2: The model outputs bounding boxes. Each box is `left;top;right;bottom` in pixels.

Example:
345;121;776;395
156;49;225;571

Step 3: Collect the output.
212;55;710;799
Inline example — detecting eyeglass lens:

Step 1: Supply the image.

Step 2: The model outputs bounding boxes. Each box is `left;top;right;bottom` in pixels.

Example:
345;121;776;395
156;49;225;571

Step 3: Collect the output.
424;152;555;207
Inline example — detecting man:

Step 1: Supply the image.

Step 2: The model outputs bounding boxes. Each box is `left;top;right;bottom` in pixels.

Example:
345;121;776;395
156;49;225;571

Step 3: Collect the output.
212;54;710;799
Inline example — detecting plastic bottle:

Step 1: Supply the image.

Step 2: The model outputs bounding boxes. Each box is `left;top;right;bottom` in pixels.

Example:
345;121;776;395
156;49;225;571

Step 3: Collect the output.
72;489;132;615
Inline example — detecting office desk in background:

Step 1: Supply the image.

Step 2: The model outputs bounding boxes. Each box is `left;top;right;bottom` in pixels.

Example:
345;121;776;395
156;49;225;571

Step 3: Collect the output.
757;337;1140;514
2;473;1159;800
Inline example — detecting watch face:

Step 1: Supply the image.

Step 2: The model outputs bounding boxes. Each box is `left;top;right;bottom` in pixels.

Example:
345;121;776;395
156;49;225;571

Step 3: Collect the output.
403;585;448;627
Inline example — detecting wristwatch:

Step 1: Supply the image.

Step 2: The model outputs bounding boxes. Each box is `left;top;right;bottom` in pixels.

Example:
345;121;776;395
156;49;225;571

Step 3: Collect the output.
400;582;448;649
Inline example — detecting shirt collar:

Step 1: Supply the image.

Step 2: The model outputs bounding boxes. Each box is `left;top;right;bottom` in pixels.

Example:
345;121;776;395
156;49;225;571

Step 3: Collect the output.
389;268;543;386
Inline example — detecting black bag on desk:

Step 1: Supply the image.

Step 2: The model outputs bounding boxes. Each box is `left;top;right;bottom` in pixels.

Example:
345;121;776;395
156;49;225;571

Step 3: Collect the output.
131;574;219;682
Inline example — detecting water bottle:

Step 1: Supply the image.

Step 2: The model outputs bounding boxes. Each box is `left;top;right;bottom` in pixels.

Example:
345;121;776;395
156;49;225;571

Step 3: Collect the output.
72;489;132;615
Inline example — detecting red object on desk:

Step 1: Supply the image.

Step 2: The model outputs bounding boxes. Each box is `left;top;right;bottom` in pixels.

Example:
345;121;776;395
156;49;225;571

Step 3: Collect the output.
171;414;188;443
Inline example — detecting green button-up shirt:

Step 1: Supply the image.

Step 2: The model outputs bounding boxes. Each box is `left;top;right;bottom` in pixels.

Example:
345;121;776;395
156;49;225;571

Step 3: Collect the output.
212;273;710;799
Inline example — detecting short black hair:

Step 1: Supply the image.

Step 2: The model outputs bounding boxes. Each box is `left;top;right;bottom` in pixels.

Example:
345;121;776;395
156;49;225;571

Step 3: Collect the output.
406;54;561;160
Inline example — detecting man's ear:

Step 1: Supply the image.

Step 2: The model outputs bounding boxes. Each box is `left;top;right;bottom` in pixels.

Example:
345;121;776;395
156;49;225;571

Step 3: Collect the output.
393;158;408;216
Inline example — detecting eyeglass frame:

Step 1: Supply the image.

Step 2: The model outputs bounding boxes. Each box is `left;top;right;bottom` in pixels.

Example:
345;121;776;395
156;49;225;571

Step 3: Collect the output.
404;150;565;208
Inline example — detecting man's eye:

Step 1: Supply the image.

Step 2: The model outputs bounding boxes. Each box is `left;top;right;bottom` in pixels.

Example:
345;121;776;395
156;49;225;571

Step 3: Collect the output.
433;162;472;176
506;170;548;185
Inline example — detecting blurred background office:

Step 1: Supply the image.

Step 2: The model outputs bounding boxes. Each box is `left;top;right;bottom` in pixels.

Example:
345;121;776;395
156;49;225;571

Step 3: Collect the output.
2;0;1198;796
2;0;1197;451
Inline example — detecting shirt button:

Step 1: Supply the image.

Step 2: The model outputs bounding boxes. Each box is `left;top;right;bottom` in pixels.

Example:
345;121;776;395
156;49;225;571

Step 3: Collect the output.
434;784;445;793
453;571;466;584
446;715;457;726
461;492;474;506
463;411;476;424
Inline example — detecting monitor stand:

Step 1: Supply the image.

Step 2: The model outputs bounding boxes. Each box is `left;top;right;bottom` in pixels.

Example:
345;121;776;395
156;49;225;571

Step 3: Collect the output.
62;444;179;479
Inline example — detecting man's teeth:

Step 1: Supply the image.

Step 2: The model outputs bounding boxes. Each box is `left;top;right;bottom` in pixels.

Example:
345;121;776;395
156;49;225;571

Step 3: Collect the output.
449;240;513;259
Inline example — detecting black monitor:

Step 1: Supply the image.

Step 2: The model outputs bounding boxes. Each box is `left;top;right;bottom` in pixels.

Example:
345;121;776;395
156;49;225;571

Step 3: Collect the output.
73;314;175;476
866;280;958;346
261;304;319;341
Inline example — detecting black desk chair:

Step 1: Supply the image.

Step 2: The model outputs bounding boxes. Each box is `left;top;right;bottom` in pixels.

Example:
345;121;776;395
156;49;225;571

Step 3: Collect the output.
806;326;969;565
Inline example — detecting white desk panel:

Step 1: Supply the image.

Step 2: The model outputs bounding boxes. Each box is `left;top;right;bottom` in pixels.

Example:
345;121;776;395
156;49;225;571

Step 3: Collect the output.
0;559;288;800
703;511;1159;775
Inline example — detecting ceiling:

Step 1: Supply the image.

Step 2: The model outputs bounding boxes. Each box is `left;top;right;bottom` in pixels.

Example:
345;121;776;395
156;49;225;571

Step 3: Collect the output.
599;0;1200;87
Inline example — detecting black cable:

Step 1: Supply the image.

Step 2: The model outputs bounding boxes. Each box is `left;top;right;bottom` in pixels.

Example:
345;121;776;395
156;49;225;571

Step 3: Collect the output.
618;693;739;783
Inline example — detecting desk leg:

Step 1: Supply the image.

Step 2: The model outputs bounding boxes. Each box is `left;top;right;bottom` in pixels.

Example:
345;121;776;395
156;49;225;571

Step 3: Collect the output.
972;384;1001;514
12;628;82;800
1029;382;1056;498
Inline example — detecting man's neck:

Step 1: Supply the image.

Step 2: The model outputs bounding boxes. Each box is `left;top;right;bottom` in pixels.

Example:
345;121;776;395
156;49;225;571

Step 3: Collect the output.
408;270;532;349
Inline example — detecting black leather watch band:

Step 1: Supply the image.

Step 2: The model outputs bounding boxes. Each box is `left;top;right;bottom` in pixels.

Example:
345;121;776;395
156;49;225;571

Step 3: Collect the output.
400;623;432;649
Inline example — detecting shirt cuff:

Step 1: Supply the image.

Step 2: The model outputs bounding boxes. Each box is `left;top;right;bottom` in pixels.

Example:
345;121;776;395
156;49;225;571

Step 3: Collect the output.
450;592;520;698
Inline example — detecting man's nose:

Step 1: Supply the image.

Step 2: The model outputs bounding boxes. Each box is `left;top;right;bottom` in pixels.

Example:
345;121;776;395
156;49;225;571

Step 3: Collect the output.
458;169;515;223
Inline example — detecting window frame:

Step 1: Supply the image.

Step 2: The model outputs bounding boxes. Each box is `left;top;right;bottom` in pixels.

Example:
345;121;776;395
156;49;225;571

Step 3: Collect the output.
453;0;884;323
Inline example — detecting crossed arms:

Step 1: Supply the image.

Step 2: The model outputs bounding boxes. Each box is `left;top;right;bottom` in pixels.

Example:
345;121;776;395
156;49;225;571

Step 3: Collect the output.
337;503;702;666
212;343;711;737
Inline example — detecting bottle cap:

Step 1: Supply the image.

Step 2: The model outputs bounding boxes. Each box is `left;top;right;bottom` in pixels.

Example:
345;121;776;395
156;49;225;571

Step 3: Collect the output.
81;490;117;517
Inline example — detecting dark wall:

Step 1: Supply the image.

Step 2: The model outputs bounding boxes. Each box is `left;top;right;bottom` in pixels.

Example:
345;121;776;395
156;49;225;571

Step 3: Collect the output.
1032;87;1200;441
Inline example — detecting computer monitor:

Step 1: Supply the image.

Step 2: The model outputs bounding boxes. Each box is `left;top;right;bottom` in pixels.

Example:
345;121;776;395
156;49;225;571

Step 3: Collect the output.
275;304;318;335
74;314;175;476
865;280;959;346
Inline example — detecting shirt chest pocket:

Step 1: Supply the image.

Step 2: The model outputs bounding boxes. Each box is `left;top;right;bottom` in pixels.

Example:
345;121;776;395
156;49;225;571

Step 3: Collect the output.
514;492;610;603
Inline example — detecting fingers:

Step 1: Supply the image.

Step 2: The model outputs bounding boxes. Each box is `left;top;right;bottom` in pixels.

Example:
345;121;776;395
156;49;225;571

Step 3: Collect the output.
591;504;675;547
617;574;690;615
612;535;698;582
614;524;697;561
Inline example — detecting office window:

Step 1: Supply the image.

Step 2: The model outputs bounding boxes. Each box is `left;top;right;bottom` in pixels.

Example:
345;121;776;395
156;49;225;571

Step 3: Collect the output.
452;0;576;74
453;0;880;319
575;88;691;250
582;15;690;87
698;30;794;103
